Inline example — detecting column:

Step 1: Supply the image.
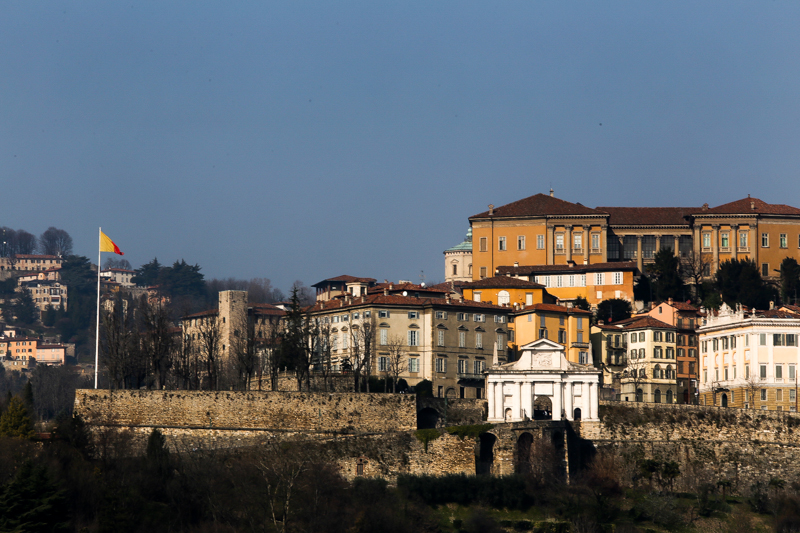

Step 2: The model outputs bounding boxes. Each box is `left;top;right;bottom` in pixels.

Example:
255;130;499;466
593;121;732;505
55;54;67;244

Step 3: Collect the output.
495;381;504;420
674;236;680;258
583;225;591;264
565;225;573;263
516;382;523;421
655;235;661;255
547;225;555;265
551;381;562;421
601;225;608;262
582;381;591;419
590;381;599;420
522;381;532;419
731;225;738;260
564;381;573;420
712;225;720;273
693;226;702;261
636;235;643;273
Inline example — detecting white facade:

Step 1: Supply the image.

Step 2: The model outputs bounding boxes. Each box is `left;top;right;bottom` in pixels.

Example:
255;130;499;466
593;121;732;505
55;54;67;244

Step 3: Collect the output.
486;338;600;422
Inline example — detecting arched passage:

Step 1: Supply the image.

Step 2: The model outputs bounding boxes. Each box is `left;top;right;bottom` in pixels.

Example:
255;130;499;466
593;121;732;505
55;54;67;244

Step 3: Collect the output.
476;433;497;475
533;396;552;420
636;388;644;402
417;407;439;429
721;393;728;407
516;432;534;474
573;407;582;420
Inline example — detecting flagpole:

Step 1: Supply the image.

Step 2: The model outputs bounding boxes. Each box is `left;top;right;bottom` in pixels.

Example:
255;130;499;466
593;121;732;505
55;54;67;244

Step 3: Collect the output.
95;227;102;389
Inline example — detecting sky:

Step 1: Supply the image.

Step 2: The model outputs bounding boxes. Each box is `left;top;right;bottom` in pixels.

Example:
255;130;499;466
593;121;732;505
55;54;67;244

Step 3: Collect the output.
3;2;800;292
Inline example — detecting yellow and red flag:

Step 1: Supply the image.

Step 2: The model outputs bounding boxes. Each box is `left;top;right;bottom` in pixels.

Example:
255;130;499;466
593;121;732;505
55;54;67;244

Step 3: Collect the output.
100;231;124;255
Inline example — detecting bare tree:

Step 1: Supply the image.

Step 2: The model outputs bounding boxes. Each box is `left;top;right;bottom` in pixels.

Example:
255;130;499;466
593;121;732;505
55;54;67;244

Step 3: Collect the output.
197;315;222;390
103;257;132;270
10;229;37;255
39;227;73;256
231;308;260;390
101;293;138;389
349;316;376;392
138;296;173;390
313;319;334;392
261;321;283;391
743;372;760;410
682;251;712;300
622;353;649;402
385;334;405;393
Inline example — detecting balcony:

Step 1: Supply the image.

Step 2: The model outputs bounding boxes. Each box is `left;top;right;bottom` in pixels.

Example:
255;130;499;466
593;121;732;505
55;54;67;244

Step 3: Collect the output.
571;342;591;349
457;372;485;380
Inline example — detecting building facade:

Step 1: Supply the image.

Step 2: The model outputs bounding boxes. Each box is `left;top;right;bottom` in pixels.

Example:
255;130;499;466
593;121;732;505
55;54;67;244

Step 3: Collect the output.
443;228;473;283
511;303;593;365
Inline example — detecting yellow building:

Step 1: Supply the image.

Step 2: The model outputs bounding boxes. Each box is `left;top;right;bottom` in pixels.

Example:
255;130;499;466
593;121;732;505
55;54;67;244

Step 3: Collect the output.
510;303;592;365
496;262;638;307
460;276;555;308
698;304;800;410
468;192;800;282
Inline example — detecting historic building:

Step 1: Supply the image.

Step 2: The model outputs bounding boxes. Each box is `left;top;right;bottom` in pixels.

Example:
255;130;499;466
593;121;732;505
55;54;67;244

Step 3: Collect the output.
486;338;600;422
468;192;800;282
698;304;800;410
304;291;511;399
443;228;473;283
459;275;554;308
510;303;593;365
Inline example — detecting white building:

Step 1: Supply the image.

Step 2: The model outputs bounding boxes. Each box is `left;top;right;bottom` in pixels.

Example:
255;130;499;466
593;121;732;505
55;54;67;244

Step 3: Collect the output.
486;338;600;422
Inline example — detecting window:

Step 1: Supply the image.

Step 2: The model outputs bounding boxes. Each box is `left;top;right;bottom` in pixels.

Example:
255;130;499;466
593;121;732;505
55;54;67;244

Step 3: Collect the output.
474;360;485;374
476;332;483;348
558;330;567;343
722;337;728;350
778;389;784;401
452;264;458;276
702;233;711;249
740;231;748;248
781;233;788;248
654;331;663;342
537;235;544;249
639;332;645;342
497;291;510;306
435;311;448;319
654;347;663;358
438;330;445;347
474;314;485;322
497;333;504;349
789;334;798;347
793;390;797;402
539;328;548;339
574;232;582;250
666;332;674;342
459;331;466;348
458;313;469;321
591;233;600;250
378;357;389;372
762;233;769;247
408;311;419;319
436;358;446;373
775;334;785;347
762;263;769;277
479;237;487;252
579;351;589;364
457;359;468;374
517;235;525;250
379;310;390;318
761;389;767;401
720;232;729;249
595;272;604;285
613;272;622;285
408;330;419;346
342;314;349;322
556;234;564;250
409;358;419;373
791;365;797;380
760;333;767;346
498;236;507;251
577;317;584;330
760;364;767;379
380;329;388;345
480;267;487;279
559;315;565;326
342;334;349;349
666;347;674;359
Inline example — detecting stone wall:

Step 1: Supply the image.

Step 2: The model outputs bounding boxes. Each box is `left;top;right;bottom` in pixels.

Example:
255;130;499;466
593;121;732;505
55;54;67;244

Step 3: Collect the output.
75;390;417;434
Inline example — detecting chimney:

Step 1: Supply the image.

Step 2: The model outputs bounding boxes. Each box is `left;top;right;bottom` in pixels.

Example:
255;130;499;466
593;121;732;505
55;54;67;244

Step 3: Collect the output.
446;293;451;304
389;283;393;290
514;261;519;267
549;188;554;197
702;203;709;211
361;295;365;303
770;301;775;310
668;297;673;306
598;320;604;326
383;288;388;296
320;301;325;309
751;201;756;211
488;204;494;216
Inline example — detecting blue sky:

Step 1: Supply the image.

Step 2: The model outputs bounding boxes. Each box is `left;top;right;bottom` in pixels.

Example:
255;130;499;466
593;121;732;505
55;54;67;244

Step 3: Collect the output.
3;1;800;291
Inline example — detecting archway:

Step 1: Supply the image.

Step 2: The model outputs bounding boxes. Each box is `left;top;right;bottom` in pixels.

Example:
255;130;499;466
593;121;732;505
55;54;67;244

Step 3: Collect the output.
498;290;510;306
417;407;439;429
476;433;497;475
445;388;456;399
516;432;534;474
533;396;552;420
721;393;728;407
666;390;674;404
683;389;689;404
504;408;512;422
636;388;643;403
573;407;582;420
654;389;662;403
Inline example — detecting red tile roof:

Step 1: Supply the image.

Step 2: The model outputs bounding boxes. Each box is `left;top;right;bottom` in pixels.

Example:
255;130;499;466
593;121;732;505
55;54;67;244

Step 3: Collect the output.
460;276;545;289
515;303;591;315
597;316;675;330
470;193;605;219
698;197;800;216
369;282;450;295
496;261;638;276
312;275;377;287
597;207;697;226
305;293;511;313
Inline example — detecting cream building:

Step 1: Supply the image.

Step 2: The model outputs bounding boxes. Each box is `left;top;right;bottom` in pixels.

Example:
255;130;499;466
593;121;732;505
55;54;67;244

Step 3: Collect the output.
486;338;600;422
444;228;473;283
698;304;800;410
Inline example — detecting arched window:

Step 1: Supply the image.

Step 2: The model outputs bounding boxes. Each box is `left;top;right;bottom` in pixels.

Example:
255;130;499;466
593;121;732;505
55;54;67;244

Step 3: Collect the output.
665;365;673;379
639;368;646;378
653;364;661;379
654;389;662;403
666;390;674;404
498;290;510;306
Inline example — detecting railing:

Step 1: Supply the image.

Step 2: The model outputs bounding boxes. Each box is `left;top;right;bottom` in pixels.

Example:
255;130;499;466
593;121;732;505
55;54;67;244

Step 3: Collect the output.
457;372;485;380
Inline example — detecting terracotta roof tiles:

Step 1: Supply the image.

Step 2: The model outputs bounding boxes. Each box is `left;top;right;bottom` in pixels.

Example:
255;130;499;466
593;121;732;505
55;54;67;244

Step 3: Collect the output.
470;193;604;219
597;207;698;226
698;197;800;216
460;276;545;289
496;261;638;276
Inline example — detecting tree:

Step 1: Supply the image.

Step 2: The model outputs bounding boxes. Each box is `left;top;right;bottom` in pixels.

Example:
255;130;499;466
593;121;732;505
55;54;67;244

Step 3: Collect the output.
682;251;713;302
780;257;800;305
647;249;685;302
196;315;222;390
573;296;591;312
9;229;37;255
279;288;317;391
103;257;132;270
596;298;632;324
0;397;36;439
55;255;96;347
290;280;315;306
38;227;73;256
313;319;334;392
715;259;778;310
132;257;163;288
138;296;173;390
385;335;405;393
101;293;141;389
12;291;38;325
350;315;376;392
231;307;260;390
622;355;648;402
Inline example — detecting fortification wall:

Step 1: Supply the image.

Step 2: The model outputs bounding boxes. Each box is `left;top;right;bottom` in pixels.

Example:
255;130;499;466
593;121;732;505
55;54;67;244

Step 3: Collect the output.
75;390;417;434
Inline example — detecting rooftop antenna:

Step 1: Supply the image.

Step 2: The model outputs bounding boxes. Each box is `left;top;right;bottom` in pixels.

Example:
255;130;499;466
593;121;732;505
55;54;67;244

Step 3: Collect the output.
419;270;425;285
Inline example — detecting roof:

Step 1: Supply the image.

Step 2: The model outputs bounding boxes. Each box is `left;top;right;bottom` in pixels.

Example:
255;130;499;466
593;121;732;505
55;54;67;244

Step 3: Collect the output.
654;300;698;312
597;207;698;227
514;303;592;315
13;254;62;260
369;282;450;295
305;293;511;313
597;316;675;331
312;275;377;288
779;304;800;315
461;276;545;290
444;228;473;253
496;261;639;276
182;303;285;320
470;193;605;219
697;197;800;216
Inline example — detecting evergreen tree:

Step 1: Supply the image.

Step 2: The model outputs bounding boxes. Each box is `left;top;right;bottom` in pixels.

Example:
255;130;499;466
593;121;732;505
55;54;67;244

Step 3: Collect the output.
0;462;69;532
647;249;685;302
780;257;800;305
13;291;38;325
715;259;778;310
0;397;36;439
596;298;632;324
41;304;57;327
132;257;163;288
